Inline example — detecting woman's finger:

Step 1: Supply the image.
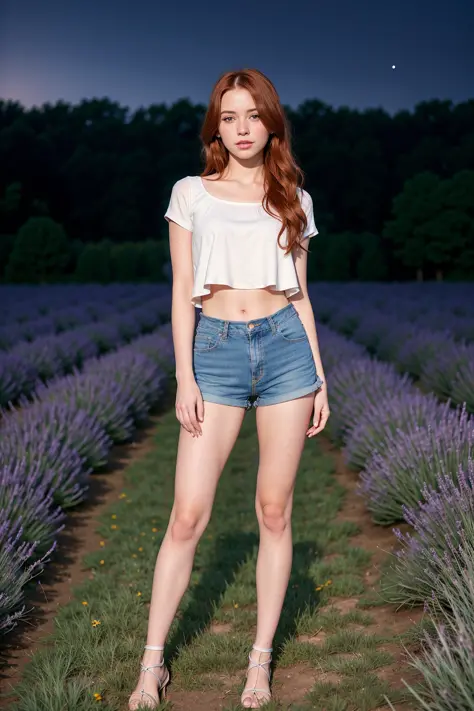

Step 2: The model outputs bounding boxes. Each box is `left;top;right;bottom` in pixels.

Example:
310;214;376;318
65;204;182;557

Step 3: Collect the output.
187;405;201;437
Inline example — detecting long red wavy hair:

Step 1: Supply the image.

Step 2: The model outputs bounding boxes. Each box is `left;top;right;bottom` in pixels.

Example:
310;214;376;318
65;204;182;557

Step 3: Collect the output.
199;68;309;255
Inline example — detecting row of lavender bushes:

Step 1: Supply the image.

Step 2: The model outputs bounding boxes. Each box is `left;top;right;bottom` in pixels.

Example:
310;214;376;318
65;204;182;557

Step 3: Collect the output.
317;320;474;709
0;284;169;329
0;322;175;637
314;282;474;341
0;286;169;351
310;284;474;414
0;294;171;407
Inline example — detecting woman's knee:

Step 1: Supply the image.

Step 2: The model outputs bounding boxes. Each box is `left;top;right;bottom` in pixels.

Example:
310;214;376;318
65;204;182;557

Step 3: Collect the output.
170;510;207;543
257;502;289;534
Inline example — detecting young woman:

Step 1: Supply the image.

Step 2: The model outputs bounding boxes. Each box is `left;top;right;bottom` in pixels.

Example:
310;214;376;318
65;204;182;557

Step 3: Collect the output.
129;67;330;710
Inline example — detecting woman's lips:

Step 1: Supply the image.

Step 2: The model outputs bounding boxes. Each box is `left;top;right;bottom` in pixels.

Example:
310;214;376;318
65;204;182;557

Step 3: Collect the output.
236;142;253;149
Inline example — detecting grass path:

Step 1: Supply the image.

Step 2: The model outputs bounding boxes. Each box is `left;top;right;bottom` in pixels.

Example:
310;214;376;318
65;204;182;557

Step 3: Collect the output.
5;398;423;711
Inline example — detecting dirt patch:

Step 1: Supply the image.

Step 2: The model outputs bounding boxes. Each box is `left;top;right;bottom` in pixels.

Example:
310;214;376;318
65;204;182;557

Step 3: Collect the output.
0;412;165;709
325;444;413;582
321;440;422;611
169;688;235;710
297;631;328;645
274;663;341;707
365;605;424;639
319;597;360;615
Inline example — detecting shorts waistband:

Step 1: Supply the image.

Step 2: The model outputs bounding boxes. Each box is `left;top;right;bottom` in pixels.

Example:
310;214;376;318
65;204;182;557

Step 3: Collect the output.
197;302;297;337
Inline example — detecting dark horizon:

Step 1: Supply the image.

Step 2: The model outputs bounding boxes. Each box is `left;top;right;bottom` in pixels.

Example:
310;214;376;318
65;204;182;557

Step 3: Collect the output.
1;0;472;116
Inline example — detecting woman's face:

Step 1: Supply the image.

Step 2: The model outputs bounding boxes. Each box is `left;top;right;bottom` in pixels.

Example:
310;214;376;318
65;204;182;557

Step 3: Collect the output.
218;88;270;159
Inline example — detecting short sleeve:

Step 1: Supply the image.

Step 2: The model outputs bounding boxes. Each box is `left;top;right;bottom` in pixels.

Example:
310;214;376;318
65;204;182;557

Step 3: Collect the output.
300;188;318;240
164;176;193;232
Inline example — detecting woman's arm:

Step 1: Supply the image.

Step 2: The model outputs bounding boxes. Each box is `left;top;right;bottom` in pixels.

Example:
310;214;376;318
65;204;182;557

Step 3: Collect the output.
290;243;326;387
168;220;196;384
291;241;330;436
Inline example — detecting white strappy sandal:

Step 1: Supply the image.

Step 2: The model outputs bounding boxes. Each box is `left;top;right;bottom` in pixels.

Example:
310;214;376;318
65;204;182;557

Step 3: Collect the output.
128;644;170;710
241;644;273;708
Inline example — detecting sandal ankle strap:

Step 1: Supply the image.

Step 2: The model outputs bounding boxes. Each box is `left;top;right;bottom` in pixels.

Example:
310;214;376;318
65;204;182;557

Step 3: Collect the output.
252;645;272;653
144;644;164;651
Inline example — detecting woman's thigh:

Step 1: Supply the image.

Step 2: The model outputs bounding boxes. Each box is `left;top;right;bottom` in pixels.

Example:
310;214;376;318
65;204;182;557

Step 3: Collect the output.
255;394;314;511
172;401;246;522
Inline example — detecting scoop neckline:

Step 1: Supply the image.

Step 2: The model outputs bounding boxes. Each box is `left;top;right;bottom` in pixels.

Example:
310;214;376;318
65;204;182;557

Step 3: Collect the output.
198;176;263;205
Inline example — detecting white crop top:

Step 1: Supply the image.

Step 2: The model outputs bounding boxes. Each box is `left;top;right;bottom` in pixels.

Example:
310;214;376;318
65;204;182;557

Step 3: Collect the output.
164;175;318;309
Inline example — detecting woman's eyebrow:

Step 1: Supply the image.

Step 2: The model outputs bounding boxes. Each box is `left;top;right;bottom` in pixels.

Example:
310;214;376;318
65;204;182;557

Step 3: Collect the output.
220;108;258;114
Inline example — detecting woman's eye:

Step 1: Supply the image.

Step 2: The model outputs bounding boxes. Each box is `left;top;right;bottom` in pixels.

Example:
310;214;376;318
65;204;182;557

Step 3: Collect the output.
222;115;259;122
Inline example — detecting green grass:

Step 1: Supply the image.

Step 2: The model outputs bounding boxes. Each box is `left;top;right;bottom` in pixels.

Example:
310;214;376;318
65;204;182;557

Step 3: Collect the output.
4;393;416;710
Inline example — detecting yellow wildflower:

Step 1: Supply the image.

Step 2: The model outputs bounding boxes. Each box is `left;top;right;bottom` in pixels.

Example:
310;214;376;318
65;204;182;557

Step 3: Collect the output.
93;691;102;700
111;514;117;520
82;601;88;606
137;591;142;597
92;619;101;627
100;560;105;565
111;524;118;530
152;528;158;533
132;554;137;558
99;541;105;547
138;547;143;552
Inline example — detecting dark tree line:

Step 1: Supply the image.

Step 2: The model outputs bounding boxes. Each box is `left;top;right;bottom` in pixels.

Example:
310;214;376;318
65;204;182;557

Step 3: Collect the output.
0;96;473;282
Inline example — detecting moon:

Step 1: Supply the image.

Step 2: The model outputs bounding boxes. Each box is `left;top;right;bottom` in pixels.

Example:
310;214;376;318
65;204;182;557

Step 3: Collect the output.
392;65;396;69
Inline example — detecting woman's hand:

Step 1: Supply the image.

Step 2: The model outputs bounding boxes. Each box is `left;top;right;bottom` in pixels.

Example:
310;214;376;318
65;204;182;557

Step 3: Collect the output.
306;386;330;437
175;376;204;437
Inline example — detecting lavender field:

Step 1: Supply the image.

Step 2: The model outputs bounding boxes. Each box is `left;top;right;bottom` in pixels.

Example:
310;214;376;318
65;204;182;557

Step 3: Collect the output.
309;281;474;709
1;281;474;710
0;284;175;637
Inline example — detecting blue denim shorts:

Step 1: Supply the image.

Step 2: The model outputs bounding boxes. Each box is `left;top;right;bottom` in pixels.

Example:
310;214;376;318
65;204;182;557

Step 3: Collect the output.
192;302;324;410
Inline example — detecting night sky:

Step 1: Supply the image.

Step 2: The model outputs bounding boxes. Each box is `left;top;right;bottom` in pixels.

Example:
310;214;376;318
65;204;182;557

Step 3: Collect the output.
1;0;472;115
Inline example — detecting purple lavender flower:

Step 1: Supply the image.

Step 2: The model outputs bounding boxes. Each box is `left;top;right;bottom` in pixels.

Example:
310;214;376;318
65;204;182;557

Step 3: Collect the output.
325;356;415;445
9;336;65;382
0;458;65;553
397;329;452;379
359;404;474;525
317;324;366;378
382;458;474;611
1;400;111;470
0;353;38;407
344;390;442;472
328;303;364;337
0;508;57;634
420;340;472;401
452;358;474;414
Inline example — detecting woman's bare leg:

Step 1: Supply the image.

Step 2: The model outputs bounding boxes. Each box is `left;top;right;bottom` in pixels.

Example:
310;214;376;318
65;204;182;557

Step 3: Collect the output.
129;401;246;709
241;394;314;709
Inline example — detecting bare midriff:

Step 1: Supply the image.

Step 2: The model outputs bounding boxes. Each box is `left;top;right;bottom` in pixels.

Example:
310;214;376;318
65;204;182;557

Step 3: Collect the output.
200;285;290;321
